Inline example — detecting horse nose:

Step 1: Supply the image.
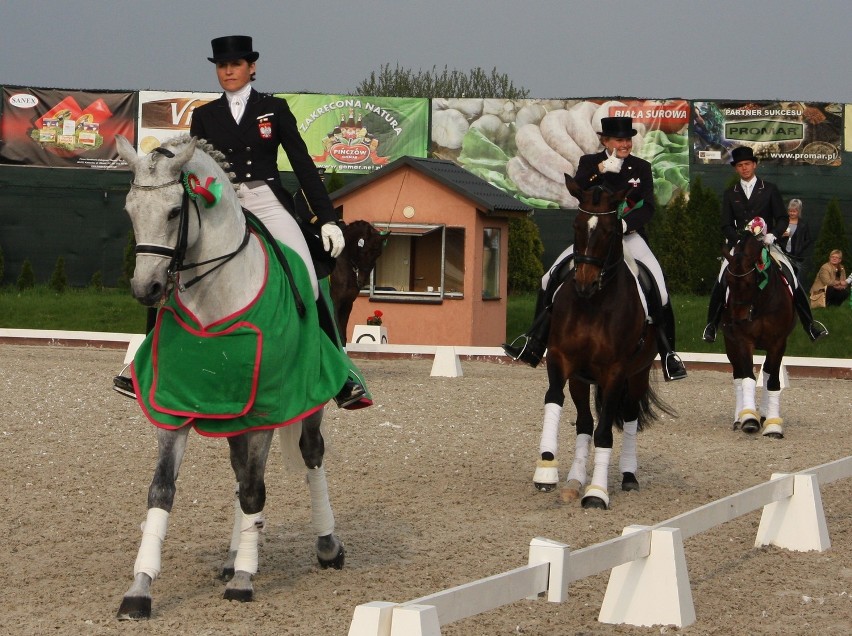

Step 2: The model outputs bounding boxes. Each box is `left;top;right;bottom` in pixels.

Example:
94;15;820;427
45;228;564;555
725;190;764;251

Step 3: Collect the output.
131;278;165;307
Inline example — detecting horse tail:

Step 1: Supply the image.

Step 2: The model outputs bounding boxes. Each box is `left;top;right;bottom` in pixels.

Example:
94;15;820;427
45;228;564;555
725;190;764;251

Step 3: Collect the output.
594;380;676;432
277;422;304;473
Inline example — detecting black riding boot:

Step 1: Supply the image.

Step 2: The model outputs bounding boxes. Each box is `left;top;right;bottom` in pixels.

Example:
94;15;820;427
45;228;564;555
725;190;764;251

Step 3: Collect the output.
656;302;687;381
315;295;368;408
702;280;725;343
793;284;828;342
502;288;550;368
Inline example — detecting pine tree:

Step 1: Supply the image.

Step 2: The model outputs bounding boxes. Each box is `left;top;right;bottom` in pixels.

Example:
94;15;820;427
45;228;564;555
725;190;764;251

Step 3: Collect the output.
119;230;135;289
0;245;4;285
89;270;104;290
353;64;529;99
507;216;544;293
687;177;723;295
17;259;35;290
652;191;694;294
812;197;849;267
49;256;67;293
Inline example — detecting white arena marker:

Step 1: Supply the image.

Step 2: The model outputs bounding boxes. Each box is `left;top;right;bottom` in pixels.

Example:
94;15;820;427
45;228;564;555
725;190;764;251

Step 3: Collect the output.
755;472;830;552
348;601;397;636
430;346;462;377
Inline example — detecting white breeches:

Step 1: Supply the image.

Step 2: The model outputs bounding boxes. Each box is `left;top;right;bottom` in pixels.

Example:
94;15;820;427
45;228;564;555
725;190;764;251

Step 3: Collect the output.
543;234;668;305
238;183;319;299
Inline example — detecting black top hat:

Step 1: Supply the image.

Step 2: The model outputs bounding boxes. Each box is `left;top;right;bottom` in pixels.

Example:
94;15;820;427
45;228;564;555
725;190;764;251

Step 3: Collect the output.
598;117;637;139
729;146;757;165
207;35;259;63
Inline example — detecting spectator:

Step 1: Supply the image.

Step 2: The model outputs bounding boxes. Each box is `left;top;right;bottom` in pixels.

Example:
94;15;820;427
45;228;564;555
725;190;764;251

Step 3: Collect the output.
810;249;851;307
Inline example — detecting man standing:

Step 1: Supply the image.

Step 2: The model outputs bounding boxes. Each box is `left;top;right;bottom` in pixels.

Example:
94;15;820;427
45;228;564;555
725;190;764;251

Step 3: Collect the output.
702;146;827;342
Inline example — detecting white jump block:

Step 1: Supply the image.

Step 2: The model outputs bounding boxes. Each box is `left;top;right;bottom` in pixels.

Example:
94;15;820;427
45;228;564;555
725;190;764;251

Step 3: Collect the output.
755;472;830;552
352;325;388;344
348;601;397;636
389;604;441;636
599;525;695;628
756;363;789;389
123;333;146;364
430;346;463;377
527;536;570;602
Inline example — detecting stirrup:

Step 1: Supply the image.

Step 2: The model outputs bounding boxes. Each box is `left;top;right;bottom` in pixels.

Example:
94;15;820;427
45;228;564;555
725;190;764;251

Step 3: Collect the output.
808;320;828;342
702;323;717;343
112;367;137;400
502;334;531;360
662;352;687;382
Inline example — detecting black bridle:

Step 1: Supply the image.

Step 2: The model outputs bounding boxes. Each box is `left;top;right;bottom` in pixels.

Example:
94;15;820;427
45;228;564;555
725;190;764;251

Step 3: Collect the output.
572;204;624;290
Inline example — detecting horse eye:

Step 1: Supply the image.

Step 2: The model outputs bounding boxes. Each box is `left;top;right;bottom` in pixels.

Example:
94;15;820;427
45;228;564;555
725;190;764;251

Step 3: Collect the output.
167;206;181;220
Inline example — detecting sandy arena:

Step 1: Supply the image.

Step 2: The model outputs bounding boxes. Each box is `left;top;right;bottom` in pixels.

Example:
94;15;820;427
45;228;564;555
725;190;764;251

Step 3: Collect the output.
1;344;850;635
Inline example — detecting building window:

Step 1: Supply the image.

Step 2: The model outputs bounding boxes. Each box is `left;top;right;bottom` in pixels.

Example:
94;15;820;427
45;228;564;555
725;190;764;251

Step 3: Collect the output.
370;224;465;298
482;228;501;299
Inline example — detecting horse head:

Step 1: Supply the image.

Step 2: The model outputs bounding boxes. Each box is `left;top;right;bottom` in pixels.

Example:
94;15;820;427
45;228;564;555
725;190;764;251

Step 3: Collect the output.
565;174;629;298
342;221;386;288
116;134;242;308
723;232;767;324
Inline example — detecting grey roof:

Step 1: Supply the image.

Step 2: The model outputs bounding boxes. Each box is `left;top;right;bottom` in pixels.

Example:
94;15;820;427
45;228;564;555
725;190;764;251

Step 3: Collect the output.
329;156;532;215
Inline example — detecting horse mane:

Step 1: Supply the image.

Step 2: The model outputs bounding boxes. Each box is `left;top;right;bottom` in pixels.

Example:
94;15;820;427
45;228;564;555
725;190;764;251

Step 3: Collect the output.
160;134;239;192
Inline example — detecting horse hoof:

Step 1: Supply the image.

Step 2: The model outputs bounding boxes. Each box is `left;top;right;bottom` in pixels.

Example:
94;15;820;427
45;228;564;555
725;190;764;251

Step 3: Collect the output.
764;432;784;440
318;540;345;570
560;480;582;503
116;595;152;621
741;418;760;434
762;419;784;439
535;482;557;493
223;587;254;602
581;485;609;509
582;496;608;510
533;459;559;492
621;472;639;492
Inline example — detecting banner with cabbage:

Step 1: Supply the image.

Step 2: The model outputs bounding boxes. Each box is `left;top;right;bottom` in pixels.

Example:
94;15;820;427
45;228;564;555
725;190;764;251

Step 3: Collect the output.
430;97;690;209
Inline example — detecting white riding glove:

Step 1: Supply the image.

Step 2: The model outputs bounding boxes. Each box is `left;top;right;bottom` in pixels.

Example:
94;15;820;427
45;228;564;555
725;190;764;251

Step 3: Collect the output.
763;233;776;246
600;148;624;174
321;222;345;258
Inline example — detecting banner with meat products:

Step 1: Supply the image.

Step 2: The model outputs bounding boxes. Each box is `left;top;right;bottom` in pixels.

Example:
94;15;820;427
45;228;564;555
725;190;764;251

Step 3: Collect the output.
692;101;842;167
137;91;218;155
0;86;136;169
429;97;690;209
277;94;430;174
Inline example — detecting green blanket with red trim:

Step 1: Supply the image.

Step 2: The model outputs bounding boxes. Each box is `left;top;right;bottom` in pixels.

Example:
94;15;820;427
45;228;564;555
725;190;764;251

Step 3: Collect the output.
130;233;351;437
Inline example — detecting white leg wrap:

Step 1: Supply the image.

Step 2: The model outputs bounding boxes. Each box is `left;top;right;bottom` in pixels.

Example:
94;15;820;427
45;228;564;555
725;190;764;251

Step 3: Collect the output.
764;389;782;420
307;466;336;537
538;403;563;456
133;507;169;580
591;447;613;491
566;433;591;484
741;377;757;413
233;511;264;575
228;486;241;552
619;419;638;474
733;378;744;422
760;372;770;415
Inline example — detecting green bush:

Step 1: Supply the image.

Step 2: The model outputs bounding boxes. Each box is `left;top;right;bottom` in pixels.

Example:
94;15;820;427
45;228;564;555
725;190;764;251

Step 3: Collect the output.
89;270;104;290
17;259;35;290
119;230;135;289
507;216;544;294
0;245;5;284
812;197;849;268
49;256;67;293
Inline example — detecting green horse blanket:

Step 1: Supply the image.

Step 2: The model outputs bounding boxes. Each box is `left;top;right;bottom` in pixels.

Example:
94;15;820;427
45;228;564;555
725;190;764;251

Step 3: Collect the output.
131;231;353;437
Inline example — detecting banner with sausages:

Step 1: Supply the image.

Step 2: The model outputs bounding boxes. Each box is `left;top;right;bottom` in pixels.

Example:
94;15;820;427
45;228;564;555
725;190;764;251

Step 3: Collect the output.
277;94;430;174
691;100;842;166
0;86;136;168
430;97;690;209
137;91;218;155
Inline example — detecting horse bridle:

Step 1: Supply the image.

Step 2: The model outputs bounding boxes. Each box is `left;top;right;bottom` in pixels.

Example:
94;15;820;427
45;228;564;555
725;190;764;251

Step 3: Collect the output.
130;147;250;299
572;205;623;289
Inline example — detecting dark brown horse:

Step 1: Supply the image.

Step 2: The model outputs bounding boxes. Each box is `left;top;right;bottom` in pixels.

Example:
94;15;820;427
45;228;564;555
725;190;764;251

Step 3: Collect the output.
533;175;671;509
329;220;385;337
721;231;796;439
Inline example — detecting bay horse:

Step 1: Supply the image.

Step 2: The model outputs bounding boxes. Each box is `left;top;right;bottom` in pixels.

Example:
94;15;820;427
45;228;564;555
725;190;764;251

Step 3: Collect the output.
533;175;672;509
113;135;347;619
721;227;796;439
329;220;385;336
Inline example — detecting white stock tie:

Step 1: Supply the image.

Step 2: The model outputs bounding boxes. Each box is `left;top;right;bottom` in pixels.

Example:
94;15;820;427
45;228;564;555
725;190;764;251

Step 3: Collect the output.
231;97;243;123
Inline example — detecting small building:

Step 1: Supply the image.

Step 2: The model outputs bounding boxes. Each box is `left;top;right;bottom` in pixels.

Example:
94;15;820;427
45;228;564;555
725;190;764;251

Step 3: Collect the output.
330;156;532;346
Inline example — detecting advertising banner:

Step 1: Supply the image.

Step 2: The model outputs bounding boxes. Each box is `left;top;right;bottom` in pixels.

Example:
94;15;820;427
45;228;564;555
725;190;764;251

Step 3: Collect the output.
0;86;136;168
137;90;218;155
278;94;429;174
692;100;842;166
431;97;690;209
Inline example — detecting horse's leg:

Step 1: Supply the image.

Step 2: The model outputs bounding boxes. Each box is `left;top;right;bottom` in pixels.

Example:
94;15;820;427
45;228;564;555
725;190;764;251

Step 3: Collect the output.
297;411;345;569
117;426;190;620
560;379;593;503
618;373;646;493
223;430;274;602
582;385;621;510
533;365;568;492
760;350;786;439
725;338;759;432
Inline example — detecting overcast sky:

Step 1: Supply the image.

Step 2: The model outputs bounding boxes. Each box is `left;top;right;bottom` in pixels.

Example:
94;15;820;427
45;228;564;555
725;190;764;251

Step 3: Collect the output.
1;0;851;102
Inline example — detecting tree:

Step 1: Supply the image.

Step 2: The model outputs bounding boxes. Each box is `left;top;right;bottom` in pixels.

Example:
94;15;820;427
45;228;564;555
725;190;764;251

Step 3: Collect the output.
812;197;850;268
507;216;544;294
686;177;723;295
352;64;529;99
49;256;67;293
324;167;345;194
652;192;694;294
17;259;35;290
120;230;135;289
0;245;4;285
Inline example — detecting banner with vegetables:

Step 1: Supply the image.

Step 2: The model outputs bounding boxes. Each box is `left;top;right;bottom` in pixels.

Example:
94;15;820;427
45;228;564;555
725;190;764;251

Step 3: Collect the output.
430;98;690;209
692;100;842;166
137;90;218;156
0;86;136;169
277;94;429;174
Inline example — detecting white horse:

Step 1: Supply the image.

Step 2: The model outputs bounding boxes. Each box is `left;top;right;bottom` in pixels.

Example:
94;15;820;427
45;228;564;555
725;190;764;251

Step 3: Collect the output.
114;134;346;619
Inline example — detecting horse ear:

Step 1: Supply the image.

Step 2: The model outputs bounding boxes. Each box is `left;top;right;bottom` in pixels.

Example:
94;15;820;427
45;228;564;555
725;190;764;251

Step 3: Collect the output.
173;137;198;169
115;135;138;169
564;174;583;200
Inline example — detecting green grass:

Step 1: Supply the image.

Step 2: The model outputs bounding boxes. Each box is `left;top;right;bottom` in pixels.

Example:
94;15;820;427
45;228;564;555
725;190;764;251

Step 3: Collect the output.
506;292;852;359
1;286;850;358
